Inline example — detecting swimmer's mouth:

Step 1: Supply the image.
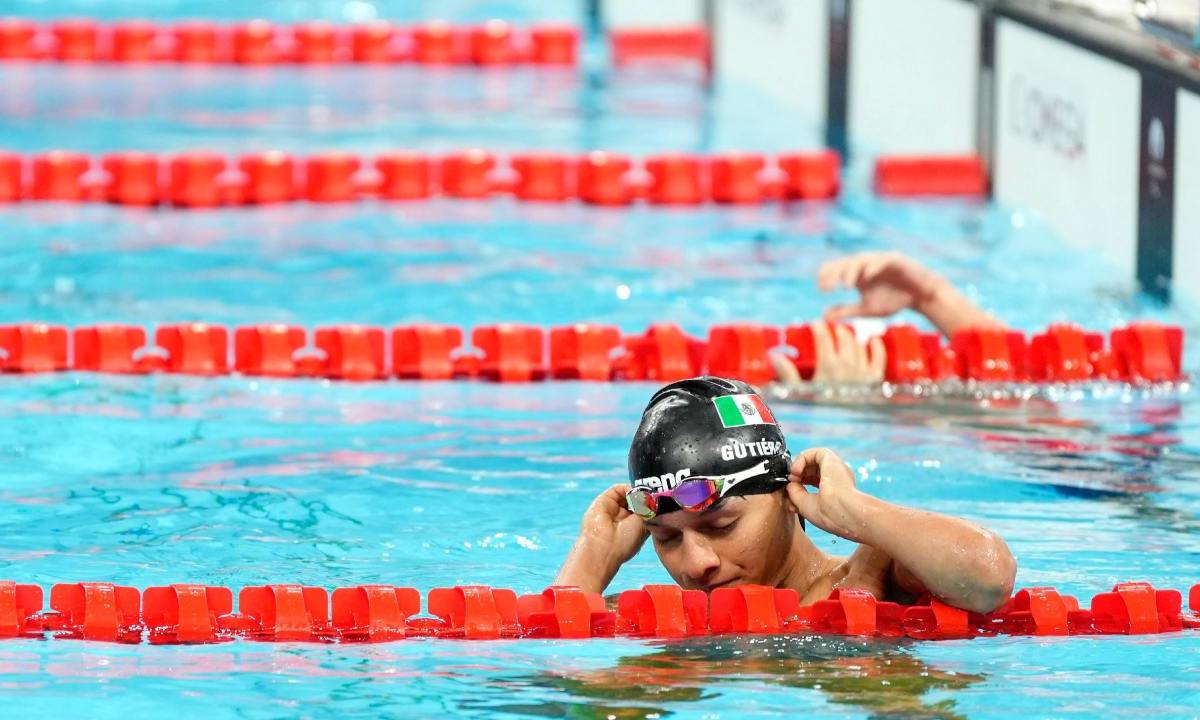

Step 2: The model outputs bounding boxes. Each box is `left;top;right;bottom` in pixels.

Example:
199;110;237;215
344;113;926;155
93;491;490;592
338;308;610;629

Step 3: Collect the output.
703;578;739;593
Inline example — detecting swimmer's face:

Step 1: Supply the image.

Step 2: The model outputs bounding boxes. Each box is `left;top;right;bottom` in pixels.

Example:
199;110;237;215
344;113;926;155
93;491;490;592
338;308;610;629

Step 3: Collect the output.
644;490;798;592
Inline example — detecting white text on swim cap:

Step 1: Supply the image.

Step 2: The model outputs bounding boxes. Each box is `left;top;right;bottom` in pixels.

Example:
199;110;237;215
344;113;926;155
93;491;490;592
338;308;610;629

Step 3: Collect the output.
634;468;692;492
721;439;784;462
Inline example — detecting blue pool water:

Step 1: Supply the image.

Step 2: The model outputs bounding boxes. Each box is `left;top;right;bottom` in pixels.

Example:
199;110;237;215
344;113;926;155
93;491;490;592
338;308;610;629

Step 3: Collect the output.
2;2;1200;718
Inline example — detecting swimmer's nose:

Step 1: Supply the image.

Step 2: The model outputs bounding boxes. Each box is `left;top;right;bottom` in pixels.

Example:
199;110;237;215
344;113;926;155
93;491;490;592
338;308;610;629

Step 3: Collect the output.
679;531;721;588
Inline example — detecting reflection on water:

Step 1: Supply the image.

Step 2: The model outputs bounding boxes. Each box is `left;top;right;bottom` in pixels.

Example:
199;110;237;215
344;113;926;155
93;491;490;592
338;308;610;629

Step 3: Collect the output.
471;635;983;719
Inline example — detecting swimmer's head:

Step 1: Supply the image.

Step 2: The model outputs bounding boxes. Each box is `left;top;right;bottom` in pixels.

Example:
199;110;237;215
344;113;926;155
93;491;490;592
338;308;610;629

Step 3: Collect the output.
627;376;790;516
628;377;802;592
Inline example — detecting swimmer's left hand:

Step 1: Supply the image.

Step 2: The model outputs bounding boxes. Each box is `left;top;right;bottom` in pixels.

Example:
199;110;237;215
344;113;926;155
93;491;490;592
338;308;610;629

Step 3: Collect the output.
785;447;870;542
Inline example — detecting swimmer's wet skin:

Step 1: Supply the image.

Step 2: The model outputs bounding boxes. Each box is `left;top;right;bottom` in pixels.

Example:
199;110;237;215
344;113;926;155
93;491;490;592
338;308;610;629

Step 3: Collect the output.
554;376;1017;614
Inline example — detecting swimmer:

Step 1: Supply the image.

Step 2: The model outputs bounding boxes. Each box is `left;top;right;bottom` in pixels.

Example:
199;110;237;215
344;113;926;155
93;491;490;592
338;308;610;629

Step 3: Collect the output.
553;376;1016;613
774;251;1006;385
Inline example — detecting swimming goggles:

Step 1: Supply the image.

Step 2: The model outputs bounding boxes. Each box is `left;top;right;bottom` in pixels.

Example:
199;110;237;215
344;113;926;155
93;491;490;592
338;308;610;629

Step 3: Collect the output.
626;460;782;520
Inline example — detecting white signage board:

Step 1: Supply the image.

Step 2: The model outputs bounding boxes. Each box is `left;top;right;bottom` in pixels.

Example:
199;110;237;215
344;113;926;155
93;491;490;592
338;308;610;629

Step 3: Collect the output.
848;0;980;155
1173;88;1200;306
994;18;1142;278
711;0;829;132
603;0;703;28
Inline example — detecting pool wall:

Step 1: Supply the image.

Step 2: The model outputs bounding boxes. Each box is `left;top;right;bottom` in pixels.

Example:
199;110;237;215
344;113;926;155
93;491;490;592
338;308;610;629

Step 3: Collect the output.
616;0;1200;309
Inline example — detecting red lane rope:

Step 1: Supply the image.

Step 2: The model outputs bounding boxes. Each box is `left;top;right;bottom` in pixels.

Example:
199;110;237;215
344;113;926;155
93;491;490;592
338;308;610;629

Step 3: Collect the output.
2;580;1197;643
0;18;577;66
0;149;842;207
0;321;1186;384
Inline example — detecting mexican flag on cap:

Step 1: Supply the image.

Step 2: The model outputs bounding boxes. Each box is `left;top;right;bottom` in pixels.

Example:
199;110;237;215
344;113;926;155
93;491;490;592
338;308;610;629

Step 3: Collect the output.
712;393;776;428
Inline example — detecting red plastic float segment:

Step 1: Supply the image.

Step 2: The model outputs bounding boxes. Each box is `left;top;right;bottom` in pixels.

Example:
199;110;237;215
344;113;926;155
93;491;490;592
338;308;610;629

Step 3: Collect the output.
610;27;709;66
705;324;780;386
873;155;987;197
232;20;278;64
1192;584;1199;612
576;151;633;205
375;152;432;200
0;18;37;60
810;588;905;637
902;599;972;640
0;152;21;202
331;585;421;642
238;151;296;204
392;325;466;380
645;154;706;205
441;150;497;198
171;21;221;63
1110;323;1184;382
510;153;570;201
1090;582;1181;635
620;324;706;381
48;582;141;642
313;326;387;381
110;20;160;63
155;323;230;375
102;151;160;206
549;324;622;381
709;153;765;204
778;150;840;200
709;585;801;634
412;20;465;65
472;324;546;382
427;586;520;639
72;325;150;374
470;20;513;65
30;151;91;201
52;18;99;62
990;586;1073;636
142;584;233;644
880;325;934;382
0;323;69;373
167;152;226;208
0;581;42;638
516;586;612;639
1028;324;1095;382
950;327;1027;382
615;584;707;638
303;153;362;203
238;585;329;641
292;21;340;64
351;21;396;63
529;23;577;65
234;325;310;377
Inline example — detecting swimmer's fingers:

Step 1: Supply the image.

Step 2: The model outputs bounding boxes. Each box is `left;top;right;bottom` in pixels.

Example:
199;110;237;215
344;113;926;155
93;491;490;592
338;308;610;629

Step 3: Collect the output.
770;352;802;385
811;321;838;381
785;481;819;519
596;484;633;516
855;252;901;289
833;325;858;368
817;258;847;292
866;336;886;382
788;447;855;488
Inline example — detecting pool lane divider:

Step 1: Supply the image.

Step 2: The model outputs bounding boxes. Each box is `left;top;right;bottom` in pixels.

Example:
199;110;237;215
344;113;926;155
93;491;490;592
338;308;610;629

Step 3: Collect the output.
0;18;577;66
0;321;1185;385
0;149;846;207
1;580;1197;643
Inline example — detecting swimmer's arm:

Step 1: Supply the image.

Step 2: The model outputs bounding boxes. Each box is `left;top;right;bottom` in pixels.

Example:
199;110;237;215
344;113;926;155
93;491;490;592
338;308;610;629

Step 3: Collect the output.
552;484;649;595
849;496;1016;613
789;447;1015;614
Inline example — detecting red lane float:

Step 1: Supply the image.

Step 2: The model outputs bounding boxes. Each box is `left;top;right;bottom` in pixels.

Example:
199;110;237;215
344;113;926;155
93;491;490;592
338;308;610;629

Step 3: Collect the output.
0;150;842;206
0;19;577;66
610;27;709;66
2;580;1196;644
874;155;988;197
2;321;1184;386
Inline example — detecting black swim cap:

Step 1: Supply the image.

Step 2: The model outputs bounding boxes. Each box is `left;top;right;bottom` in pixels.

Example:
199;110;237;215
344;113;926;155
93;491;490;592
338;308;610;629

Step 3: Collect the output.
628;377;791;513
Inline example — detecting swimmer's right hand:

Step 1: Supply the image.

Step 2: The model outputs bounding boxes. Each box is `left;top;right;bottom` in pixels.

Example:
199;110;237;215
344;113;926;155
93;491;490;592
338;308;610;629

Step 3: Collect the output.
552;484;649;594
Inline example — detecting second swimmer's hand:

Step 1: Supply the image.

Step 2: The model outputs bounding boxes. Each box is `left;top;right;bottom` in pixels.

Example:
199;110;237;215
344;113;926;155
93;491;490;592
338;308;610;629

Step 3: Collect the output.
785;448;870;542
818;251;943;322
